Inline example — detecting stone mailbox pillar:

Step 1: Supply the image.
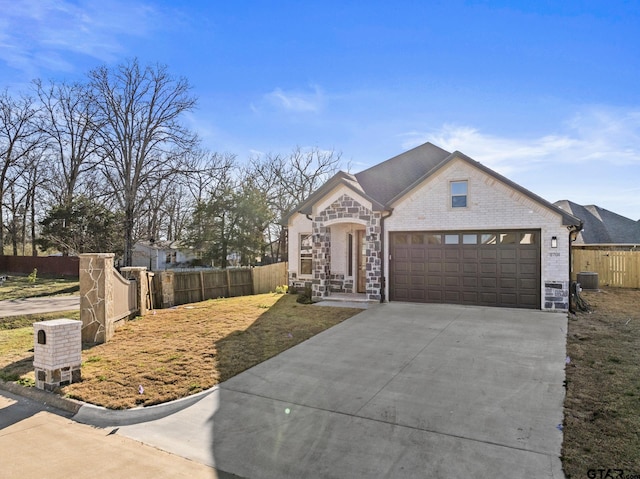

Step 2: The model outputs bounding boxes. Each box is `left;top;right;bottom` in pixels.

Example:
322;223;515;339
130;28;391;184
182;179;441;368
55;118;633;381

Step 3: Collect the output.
33;319;82;391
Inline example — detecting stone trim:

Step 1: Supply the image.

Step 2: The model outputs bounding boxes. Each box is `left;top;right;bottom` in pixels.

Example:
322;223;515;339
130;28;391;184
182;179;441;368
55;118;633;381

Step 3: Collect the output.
544;281;569;311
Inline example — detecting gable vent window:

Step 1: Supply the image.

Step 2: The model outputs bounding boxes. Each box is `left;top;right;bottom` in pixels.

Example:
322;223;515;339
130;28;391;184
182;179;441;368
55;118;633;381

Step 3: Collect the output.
451;180;468;208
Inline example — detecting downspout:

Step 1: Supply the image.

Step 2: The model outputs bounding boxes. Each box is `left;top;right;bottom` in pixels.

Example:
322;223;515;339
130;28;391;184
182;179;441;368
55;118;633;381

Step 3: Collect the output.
379;209;393;303
567;221;583;314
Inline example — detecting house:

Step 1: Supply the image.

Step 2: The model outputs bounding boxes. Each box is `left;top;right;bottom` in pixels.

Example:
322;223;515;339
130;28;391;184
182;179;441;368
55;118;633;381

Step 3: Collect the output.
284;142;582;311
554;200;640;247
131;240;199;271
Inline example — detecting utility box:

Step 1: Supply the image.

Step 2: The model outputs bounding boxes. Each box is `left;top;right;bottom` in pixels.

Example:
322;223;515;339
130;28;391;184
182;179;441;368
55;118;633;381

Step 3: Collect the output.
577;271;599;290
33;319;82;391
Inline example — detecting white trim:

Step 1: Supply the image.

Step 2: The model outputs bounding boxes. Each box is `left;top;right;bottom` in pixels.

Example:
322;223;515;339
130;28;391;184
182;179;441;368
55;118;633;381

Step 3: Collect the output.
324;217;368;227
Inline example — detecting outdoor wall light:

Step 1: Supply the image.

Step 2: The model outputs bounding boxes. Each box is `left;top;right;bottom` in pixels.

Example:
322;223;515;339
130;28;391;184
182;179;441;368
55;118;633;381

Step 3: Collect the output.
551;236;558;248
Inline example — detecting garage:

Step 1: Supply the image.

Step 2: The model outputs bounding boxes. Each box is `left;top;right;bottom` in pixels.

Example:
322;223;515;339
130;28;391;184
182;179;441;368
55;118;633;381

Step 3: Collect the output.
390;230;540;309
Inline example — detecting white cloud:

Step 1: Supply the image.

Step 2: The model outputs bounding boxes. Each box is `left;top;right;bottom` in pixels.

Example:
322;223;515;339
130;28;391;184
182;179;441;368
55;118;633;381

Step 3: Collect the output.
263;85;324;113
398;107;640;219
400;107;640;177
0;0;166;75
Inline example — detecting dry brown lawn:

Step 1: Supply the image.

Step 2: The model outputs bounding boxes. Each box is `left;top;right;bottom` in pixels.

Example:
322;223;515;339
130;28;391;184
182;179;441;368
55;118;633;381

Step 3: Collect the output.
55;293;361;409
563;287;640;477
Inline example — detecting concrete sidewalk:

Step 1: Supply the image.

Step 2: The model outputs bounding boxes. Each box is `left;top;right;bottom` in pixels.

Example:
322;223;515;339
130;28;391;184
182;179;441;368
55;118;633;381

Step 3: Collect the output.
0;295;79;317
112;303;567;478
0;389;227;478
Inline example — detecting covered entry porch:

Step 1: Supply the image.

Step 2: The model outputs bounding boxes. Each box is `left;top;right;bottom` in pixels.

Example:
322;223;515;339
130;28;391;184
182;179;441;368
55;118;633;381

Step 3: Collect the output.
310;194;385;303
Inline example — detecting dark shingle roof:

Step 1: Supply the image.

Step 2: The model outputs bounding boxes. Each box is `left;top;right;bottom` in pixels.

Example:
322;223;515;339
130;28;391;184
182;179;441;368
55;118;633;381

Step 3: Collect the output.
354;142;451;204
283;142;581;226
554;200;640;244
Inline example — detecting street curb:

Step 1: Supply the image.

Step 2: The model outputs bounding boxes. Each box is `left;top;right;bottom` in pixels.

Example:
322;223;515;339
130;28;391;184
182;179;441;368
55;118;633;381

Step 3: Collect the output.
0;379;83;414
0;379;216;427
73;386;216;427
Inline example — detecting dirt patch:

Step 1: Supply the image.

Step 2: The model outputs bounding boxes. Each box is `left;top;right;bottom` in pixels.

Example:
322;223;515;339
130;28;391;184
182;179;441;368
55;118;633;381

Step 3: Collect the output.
55;293;361;409
563;287;640;477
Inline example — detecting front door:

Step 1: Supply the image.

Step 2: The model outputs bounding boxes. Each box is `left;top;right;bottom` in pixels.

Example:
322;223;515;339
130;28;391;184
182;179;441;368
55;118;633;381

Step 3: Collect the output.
357;230;366;293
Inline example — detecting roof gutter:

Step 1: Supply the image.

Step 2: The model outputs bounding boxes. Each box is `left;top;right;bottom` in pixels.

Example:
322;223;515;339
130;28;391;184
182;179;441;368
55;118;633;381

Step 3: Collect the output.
568;221;584;314
379;208;393;303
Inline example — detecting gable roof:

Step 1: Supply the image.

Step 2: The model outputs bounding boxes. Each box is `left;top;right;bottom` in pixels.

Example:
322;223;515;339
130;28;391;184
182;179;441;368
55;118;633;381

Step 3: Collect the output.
284;142;582;226
554;200;640;244
354;142;451;204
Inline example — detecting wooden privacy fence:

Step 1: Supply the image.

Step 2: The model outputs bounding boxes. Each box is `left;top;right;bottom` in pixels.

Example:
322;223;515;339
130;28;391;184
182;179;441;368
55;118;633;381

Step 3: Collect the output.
572;249;640;289
252;262;289;294
112;271;138;321
153;262;288;308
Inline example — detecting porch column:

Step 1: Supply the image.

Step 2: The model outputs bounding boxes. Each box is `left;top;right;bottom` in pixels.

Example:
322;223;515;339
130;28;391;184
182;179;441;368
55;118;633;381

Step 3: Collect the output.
366;213;383;301
312;223;331;301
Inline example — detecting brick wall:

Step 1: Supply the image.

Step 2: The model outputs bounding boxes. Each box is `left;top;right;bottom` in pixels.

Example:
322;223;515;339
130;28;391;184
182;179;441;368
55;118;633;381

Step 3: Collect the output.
385;157;571;311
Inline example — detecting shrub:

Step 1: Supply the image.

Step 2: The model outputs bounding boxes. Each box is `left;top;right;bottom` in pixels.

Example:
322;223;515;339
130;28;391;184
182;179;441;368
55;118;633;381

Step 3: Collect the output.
296;286;313;304
27;268;38;284
274;284;288;294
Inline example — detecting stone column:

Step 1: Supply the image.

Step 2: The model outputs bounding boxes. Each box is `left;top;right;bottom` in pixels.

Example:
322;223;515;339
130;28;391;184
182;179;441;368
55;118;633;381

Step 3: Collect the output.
312;223;331;301
79;253;115;344
157;270;175;308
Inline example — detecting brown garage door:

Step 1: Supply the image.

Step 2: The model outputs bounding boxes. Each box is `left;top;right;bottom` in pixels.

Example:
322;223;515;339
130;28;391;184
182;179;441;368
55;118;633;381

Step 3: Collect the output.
390;231;540;309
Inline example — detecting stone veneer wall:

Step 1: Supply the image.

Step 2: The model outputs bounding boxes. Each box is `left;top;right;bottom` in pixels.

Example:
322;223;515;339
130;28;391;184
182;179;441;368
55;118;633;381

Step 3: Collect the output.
79;253;150;343
289;271;312;292
545;281;569;311
312;194;382;301
79;253;115;343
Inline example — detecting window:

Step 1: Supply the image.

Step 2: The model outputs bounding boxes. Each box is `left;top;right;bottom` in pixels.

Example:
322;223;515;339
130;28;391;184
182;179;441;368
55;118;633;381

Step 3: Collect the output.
451;180;468;208
500;233;517;244
520;232;536;244
300;234;313;275
394;234;408;245
462;234;478;244
481;233;497;245
444;234;459;244
411;234;424;244
347;233;353;276
426;234;442;244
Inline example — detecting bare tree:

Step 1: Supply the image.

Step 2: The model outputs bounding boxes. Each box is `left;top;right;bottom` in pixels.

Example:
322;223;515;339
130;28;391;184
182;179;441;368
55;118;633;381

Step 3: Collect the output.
183;150;236;204
34;79;102;205
250;146;342;261
89;59;198;265
0;90;42;252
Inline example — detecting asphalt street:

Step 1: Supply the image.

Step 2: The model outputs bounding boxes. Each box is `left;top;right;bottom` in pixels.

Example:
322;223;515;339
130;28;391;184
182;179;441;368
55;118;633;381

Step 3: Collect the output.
0;295;79;317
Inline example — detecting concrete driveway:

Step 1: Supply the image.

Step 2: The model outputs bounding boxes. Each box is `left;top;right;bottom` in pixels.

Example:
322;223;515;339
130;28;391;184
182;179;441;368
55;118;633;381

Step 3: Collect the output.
112;302;567;478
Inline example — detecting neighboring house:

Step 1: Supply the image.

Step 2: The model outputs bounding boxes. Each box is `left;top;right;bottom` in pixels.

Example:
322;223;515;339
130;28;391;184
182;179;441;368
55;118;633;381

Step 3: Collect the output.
554;200;640;247
131;240;199;271
284;142;582;311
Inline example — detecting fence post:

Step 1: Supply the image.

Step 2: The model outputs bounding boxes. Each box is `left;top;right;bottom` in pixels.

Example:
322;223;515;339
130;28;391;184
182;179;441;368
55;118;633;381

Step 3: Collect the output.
251;267;258;294
200;270;205;301
226;269;231;297
157;271;175;308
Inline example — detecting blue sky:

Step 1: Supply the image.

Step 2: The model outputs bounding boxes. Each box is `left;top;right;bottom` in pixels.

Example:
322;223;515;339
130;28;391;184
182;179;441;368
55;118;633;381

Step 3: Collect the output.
1;0;639;220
